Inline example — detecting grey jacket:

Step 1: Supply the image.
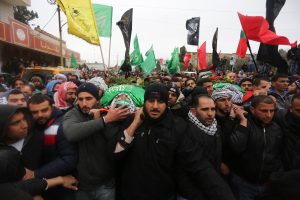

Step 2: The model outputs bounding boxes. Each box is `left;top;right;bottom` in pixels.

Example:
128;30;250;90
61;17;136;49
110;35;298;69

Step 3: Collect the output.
63;106;114;191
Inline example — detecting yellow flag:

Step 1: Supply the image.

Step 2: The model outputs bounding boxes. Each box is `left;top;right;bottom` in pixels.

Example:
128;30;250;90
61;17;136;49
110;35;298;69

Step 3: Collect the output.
56;0;100;45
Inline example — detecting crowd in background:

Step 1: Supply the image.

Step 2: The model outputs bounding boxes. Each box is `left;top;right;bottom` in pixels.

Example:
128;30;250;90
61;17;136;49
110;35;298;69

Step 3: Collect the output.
0;60;300;200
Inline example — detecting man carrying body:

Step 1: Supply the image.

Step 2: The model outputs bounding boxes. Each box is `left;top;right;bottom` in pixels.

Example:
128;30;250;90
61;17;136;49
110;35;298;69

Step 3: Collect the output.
109;83;235;200
63;83;129;200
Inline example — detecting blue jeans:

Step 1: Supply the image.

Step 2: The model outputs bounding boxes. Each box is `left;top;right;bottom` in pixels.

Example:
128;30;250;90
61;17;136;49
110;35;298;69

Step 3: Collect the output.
75;181;115;200
230;173;270;200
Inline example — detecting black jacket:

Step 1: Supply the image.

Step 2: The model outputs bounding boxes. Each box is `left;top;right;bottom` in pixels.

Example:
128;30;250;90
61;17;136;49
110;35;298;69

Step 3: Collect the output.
0;105;47;195
188;121;222;170
229;114;283;184
109;110;234;200
276;109;300;170
0;105;43;170
265;110;300;200
175;121;223;200
215;114;239;165
34;108;77;179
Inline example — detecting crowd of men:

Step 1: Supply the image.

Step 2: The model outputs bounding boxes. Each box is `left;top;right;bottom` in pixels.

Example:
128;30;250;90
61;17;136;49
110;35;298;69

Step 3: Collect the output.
0;68;300;200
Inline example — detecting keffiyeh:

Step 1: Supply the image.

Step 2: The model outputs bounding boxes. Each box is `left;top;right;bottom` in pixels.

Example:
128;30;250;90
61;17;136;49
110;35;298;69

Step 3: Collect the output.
88;77;108;91
54;82;78;109
211;88;232;101
188;111;217;136
110;93;137;113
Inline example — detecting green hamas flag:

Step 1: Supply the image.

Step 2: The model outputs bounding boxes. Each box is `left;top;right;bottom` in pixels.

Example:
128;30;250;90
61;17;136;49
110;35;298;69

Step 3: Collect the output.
168;47;180;74
130;35;143;65
140;46;156;75
93;4;113;37
70;52;78;68
100;84;145;107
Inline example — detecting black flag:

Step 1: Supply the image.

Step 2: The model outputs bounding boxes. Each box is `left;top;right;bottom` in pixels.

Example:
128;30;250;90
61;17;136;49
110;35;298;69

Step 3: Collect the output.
186;17;200;46
212;27;220;67
117;8;133;73
257;0;288;74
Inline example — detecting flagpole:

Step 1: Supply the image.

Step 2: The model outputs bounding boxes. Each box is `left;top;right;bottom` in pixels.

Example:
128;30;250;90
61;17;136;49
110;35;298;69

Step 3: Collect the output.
108;36;112;71
246;40;259;73
240;19;259;73
99;43;106;73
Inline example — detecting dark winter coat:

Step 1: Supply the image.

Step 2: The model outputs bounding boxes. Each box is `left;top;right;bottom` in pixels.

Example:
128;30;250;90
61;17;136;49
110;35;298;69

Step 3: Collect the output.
108;109;234;200
175;121;223;200
34;108;77;179
0;105;47;195
229;114;283;184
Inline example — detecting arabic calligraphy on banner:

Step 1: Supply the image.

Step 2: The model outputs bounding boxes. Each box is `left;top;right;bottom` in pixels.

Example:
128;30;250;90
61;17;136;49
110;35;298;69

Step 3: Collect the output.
34;37;60;56
0;19;80;60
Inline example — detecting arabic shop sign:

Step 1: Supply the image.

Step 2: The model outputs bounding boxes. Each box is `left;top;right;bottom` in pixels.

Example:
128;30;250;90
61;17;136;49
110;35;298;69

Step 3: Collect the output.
34;37;60;56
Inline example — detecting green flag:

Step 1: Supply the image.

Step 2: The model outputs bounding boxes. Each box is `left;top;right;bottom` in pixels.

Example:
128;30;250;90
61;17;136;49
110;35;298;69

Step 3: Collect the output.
93;4;113;37
130;35;143;65
168;47;180;74
140;46;156;75
70;52;78;68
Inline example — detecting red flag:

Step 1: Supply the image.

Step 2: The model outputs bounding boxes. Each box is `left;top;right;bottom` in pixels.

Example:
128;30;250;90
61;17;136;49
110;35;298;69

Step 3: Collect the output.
236;30;248;58
238;12;297;47
183;53;192;69
197;41;206;70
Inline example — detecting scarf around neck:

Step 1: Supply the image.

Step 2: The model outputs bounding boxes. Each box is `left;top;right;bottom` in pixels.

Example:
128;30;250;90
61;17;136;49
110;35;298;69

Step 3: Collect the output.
188;110;217;136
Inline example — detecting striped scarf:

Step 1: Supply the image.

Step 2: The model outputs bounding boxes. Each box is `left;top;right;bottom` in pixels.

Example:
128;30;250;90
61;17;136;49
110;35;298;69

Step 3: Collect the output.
188;111;217;136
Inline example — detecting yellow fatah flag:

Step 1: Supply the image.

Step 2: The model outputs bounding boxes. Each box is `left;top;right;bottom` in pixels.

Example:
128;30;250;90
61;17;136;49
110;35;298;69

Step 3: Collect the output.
56;0;100;45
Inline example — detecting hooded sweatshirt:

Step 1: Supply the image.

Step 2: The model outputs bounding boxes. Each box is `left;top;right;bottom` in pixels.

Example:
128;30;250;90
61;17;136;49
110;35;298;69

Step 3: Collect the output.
0;105;29;182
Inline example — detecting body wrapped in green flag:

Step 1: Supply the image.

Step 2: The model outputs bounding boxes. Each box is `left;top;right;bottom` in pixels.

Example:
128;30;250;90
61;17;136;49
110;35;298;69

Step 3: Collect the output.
100;84;145;107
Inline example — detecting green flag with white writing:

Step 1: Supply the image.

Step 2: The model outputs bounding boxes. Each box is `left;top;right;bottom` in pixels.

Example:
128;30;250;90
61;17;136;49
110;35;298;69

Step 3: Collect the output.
140;46;156;75
130;35;144;65
93;4;113;37
168;47;180;74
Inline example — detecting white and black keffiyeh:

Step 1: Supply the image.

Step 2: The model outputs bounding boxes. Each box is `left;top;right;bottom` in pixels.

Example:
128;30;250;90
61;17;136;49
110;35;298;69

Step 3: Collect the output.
188;111;217;136
110;93;137;113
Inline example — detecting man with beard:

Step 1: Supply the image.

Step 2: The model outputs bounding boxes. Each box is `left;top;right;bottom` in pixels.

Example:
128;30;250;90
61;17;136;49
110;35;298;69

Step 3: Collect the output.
176;95;224;200
27;94;78;200
239;78;253;92
63;83;130;200
197;78;214;96
109;83;235;200
54;82;78;113
268;93;300;200
212;88;237;176
0;105;78;199
229;95;283;200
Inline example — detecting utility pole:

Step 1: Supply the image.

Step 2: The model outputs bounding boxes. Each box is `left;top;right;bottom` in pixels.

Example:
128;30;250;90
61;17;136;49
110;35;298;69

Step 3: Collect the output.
47;0;64;67
57;5;64;67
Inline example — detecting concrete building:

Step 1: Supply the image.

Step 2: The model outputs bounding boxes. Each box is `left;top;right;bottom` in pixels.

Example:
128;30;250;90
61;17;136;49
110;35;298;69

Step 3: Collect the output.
0;0;80;73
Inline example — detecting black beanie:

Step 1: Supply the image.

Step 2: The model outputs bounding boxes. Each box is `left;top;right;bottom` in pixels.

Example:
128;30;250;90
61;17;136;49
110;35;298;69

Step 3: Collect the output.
144;83;168;105
76;83;99;100
167;83;180;98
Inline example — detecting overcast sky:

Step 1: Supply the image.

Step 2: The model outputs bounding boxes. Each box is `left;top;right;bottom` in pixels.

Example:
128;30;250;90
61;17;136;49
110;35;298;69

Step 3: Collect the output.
29;0;299;66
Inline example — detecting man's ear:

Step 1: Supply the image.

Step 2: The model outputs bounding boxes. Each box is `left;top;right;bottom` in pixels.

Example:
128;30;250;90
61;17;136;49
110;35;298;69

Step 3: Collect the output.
249;106;255;114
191;107;197;115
